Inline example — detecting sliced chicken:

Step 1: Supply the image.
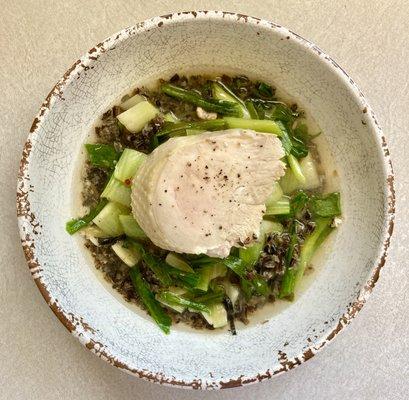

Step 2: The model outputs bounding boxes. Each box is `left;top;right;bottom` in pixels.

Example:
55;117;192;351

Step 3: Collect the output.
131;129;285;257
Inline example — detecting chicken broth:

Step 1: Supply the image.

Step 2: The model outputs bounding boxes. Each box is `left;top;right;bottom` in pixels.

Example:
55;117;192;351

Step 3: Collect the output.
68;74;341;334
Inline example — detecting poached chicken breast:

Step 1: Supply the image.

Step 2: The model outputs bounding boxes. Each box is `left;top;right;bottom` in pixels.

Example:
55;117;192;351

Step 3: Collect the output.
131;129;285;257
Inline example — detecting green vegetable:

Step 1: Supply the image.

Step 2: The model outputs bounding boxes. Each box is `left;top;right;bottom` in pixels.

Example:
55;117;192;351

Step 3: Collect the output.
212;81;250;118
244;100;259;119
127;241;199;288
239;241;264;269
240;278;253;301
111;241;141;267
223;117;283;135
269;104;298;124
277;122;306;181
113;148;147;183
129;267;171;334
92;201;129;236
287;154;306;184
223;256;269;297
222;256;247;278
66;198;108;235
261;220;284;235
278;123;292;155
163;111;179;123
101;175;131;207
284;220;300;268
194;288;225;305
85;144;119;169
249;98;285;110
148;134;159;151
289;190;309;218
252;275;269;296
220;280;240;305
195;264;227;291
116;100;159;133
310;192;341;217
264;197;291;216
128;241;199;288
157;291;209;312
265;182;284;207
280;153;321;194
157;119;227;137
165;253;194;273
156;287;187;313
279;218;333;299
239;219;283;268
120;94;145;111
140;251;173;286
256;82;274;98
267;106;308;158
294;122;321;142
161;83;242;116
185;129;205;136
80;225;110;238
253;102;266;119
187;254;221;267
201;303;228;328
117;120;125;134
119;214;147;239
168;268;200;288
289;136;309;159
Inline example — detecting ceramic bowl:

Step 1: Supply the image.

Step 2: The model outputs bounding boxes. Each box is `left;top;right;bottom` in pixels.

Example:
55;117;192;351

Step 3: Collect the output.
17;11;395;389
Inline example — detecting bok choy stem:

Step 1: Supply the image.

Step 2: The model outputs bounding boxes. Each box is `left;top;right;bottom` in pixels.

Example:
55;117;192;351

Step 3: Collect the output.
279;218;333;299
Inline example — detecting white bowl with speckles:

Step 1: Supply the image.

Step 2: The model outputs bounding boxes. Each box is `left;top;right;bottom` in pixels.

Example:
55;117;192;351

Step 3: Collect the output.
17;11;394;389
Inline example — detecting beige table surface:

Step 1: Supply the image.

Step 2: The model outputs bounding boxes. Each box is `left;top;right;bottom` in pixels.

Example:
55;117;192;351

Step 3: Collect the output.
1;1;408;399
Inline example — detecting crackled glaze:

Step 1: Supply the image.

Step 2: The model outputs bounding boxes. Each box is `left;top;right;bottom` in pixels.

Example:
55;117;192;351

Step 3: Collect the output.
17;11;394;390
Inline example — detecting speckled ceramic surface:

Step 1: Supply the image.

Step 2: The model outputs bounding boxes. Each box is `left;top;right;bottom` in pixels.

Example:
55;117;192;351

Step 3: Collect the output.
17;11;394;389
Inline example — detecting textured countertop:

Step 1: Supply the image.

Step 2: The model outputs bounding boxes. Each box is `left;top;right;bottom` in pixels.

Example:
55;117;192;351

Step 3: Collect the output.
1;1;408;399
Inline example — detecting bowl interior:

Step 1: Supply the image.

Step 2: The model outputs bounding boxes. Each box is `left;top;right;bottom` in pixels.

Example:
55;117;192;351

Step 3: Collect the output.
18;12;392;388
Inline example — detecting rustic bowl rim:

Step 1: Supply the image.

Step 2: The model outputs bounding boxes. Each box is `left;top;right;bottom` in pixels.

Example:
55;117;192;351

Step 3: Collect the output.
16;10;395;389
